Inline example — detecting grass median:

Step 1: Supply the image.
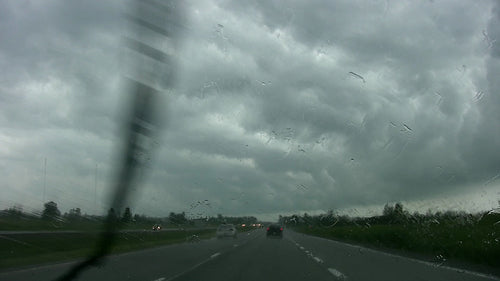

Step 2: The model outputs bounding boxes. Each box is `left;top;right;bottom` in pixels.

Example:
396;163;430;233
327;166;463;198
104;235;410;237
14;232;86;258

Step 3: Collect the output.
0;229;214;270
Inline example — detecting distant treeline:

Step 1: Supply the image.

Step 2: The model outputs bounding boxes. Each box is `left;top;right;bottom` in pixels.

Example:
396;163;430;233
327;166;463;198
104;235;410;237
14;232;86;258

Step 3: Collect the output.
0;201;258;230
279;202;500;228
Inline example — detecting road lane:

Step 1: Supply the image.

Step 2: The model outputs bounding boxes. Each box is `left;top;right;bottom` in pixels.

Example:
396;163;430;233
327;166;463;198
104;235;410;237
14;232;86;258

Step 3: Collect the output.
1;229;498;281
171;230;334;281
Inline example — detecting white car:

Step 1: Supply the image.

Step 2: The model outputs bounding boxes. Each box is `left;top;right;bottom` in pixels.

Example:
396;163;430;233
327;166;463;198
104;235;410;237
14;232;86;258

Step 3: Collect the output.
216;224;237;239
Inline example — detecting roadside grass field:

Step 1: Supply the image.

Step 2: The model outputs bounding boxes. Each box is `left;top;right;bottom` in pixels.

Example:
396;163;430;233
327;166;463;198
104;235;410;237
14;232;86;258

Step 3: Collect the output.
293;221;500;268
0;229;214;270
0;217;163;232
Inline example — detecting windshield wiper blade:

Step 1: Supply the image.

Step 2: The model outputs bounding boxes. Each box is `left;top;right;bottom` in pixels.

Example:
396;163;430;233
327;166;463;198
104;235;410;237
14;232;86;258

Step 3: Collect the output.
53;1;186;280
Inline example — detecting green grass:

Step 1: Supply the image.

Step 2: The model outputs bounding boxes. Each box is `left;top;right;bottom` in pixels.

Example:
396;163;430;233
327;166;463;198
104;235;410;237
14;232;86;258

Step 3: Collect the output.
293;222;500;268
0;217;171;232
0;229;214;270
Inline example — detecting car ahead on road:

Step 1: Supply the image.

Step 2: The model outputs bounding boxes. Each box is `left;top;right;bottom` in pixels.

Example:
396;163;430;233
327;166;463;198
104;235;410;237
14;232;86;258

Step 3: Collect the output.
216;224;237;239
266;224;283;238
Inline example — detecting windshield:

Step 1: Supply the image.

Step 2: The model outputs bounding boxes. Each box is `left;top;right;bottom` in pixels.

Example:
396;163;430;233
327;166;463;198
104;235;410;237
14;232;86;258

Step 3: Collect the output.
1;1;499;281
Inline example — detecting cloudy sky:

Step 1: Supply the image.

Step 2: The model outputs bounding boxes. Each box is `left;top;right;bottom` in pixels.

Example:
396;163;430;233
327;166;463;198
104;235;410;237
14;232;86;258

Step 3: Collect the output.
1;0;499;220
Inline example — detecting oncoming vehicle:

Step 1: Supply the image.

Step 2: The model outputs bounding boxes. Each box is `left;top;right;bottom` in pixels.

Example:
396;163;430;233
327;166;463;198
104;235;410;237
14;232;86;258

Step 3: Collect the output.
152;224;162;231
216;224;237;239
266;224;283;239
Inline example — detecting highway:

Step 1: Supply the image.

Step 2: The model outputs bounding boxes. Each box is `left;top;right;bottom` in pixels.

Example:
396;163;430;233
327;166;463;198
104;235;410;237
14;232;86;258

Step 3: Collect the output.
1;229;498;281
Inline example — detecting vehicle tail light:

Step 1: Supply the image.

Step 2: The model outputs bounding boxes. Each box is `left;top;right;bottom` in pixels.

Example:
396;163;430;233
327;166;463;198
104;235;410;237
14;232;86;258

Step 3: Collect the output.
266;227;269;231
280;227;283;231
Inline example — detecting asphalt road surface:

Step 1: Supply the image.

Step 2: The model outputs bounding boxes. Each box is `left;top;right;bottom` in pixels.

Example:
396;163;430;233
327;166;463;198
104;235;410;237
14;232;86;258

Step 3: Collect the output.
1;229;498;281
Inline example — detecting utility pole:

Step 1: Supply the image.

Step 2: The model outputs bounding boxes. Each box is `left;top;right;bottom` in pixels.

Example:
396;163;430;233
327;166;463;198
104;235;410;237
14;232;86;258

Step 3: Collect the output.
94;164;98;212
43;158;47;203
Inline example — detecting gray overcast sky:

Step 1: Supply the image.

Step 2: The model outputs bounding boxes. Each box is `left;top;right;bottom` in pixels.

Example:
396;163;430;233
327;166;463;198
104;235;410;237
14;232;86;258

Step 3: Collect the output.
1;0;499;221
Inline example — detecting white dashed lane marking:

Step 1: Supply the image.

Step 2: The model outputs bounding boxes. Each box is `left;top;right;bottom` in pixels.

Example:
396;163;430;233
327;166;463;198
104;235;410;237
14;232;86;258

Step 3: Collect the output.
210;252;221;259
289;236;346;279
313;256;323;263
328;268;347;280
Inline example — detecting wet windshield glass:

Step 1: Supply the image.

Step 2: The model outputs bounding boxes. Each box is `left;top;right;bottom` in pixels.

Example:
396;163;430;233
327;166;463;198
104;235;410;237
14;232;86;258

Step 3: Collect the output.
0;1;499;281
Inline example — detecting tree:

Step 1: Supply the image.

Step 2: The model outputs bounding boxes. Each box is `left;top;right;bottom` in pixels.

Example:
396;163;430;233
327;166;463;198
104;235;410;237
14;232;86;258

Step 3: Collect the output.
107;207;118;222
383;202;409;224
169;212;187;225
394;202;404;215
133;214;141;222
42;201;61;221
71;208;81;216
394;202;409;223
303;213;311;223
5;205;23;218
122;207;132;223
65;208;82;222
383;203;395;217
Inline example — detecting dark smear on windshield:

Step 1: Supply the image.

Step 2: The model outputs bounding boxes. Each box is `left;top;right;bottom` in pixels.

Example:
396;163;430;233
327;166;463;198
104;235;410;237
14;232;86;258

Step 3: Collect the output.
53;1;185;280
348;71;366;83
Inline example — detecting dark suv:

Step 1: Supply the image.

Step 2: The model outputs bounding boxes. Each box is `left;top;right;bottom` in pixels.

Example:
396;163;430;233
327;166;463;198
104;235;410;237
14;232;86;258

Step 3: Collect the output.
266;224;283;238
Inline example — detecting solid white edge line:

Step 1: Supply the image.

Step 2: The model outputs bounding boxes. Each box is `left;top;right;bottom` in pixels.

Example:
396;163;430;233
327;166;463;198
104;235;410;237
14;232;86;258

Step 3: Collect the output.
306;234;500;281
328;268;346;280
210;252;221;259
152;278;166;281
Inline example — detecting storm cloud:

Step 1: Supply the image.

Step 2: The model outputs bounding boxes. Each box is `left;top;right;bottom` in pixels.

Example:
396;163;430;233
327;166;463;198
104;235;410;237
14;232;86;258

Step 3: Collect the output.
1;0;499;220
